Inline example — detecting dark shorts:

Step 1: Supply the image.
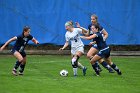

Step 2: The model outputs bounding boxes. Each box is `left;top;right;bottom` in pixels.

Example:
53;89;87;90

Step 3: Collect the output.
11;48;26;58
92;44;99;50
97;47;110;58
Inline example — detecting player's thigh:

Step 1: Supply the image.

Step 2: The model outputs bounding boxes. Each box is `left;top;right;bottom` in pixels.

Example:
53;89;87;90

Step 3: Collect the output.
13;51;23;62
91;55;102;64
87;47;98;57
98;58;104;63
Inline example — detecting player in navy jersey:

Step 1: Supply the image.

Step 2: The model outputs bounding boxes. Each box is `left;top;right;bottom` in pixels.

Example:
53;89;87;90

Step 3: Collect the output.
80;24;122;76
76;14;114;73
0;26;39;76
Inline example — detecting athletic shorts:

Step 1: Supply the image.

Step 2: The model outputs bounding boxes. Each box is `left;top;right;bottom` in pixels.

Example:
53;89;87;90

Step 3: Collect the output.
71;46;84;55
92;44;99;50
97;47;110;58
11;48;26;58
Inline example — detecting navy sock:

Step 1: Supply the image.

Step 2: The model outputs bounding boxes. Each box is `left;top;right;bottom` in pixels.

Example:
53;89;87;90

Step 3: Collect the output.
92;63;98;72
110;63;119;71
92;64;99;75
101;61;112;71
19;64;25;73
14;61;21;69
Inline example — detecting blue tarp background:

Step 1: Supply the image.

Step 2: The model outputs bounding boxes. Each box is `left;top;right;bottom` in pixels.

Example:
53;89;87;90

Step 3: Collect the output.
0;0;140;45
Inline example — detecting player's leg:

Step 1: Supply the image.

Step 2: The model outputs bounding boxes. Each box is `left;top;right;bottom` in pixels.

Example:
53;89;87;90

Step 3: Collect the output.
87;47;102;72
75;50;87;76
98;59;114;73
12;51;23;75
105;57;122;75
90;55;102;76
19;51;26;75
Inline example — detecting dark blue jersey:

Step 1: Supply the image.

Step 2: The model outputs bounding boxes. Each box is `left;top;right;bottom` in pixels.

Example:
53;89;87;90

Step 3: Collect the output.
13;34;33;52
88;23;103;35
94;32;108;50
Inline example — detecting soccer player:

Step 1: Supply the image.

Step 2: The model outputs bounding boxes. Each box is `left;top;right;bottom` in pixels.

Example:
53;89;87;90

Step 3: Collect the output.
76;14;114;73
80;24;122;76
59;21;87;76
0;26;39;76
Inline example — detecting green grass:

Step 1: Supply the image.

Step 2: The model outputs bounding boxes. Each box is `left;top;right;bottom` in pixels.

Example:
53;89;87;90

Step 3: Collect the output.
0;55;140;93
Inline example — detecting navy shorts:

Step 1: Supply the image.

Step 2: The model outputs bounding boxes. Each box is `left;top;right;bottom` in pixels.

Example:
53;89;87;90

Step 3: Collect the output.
92;44;99;50
97;47;110;58
11;48;26;58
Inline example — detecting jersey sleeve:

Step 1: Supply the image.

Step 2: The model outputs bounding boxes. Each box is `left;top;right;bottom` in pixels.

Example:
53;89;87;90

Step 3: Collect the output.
29;35;33;40
65;33;69;42
16;35;22;40
77;28;82;34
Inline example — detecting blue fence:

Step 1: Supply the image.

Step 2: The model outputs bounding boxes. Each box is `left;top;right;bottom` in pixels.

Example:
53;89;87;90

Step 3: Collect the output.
0;0;140;45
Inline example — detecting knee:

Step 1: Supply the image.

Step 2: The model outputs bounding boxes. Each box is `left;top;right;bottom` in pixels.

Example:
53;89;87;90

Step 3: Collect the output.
71;57;78;68
87;53;92;59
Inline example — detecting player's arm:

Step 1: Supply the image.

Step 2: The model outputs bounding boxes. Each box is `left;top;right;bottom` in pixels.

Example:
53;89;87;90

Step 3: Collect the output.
75;22;89;36
59;41;69;51
32;38;39;44
102;29;108;40
80;34;97;40
0;36;17;51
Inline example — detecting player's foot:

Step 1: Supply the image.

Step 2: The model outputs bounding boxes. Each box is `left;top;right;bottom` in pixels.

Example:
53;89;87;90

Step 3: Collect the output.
83;67;87;76
95;70;100;76
116;70;122;75
12;69;17;76
19;72;24;75
108;68;115;73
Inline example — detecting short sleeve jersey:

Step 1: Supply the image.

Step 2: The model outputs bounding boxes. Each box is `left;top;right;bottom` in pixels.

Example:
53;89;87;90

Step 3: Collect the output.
88;23;104;35
94;32;108;50
13;34;33;52
65;28;84;48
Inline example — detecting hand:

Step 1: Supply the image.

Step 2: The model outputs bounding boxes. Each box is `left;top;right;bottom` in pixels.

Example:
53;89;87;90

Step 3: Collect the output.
89;42;93;46
75;22;81;28
59;48;64;51
80;36;85;39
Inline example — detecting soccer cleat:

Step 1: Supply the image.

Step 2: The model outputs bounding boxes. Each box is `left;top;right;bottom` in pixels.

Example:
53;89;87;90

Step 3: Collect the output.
12;69;17;76
19;72;24;75
116;70;122;75
83;67;87;76
95;70;100;76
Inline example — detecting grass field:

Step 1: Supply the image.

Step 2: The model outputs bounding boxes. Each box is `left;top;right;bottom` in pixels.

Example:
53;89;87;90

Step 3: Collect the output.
0;55;140;93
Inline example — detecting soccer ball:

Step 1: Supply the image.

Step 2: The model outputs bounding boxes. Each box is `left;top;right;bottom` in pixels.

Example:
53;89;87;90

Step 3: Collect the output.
60;69;68;77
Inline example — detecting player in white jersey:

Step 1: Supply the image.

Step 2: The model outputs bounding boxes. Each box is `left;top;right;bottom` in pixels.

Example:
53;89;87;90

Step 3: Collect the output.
59;21;87;76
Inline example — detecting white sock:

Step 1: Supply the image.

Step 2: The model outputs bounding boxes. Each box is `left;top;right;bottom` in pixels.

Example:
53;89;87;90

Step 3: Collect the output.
73;68;77;76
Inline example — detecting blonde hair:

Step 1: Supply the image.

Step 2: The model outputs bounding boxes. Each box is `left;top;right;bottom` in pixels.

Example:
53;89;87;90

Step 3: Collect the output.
65;20;74;27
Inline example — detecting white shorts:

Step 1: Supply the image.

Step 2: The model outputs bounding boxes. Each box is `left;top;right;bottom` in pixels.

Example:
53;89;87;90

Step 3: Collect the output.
71;46;84;55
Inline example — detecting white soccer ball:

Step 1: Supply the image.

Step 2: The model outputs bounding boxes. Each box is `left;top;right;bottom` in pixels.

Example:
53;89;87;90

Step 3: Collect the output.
60;69;68;77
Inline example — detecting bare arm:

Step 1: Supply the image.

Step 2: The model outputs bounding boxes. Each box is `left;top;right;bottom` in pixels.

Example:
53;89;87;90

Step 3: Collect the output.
80;34;97;40
75;22;89;36
102;29;108;40
32;38;39;44
59;41;69;51
0;36;17;51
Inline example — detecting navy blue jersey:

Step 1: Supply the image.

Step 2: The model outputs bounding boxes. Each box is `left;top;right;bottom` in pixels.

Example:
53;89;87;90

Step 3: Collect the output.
94;32;108;50
88;23;103;35
13;34;33;52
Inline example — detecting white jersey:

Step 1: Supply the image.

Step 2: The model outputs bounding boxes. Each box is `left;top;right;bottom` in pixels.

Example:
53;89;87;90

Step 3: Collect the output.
65;28;84;48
